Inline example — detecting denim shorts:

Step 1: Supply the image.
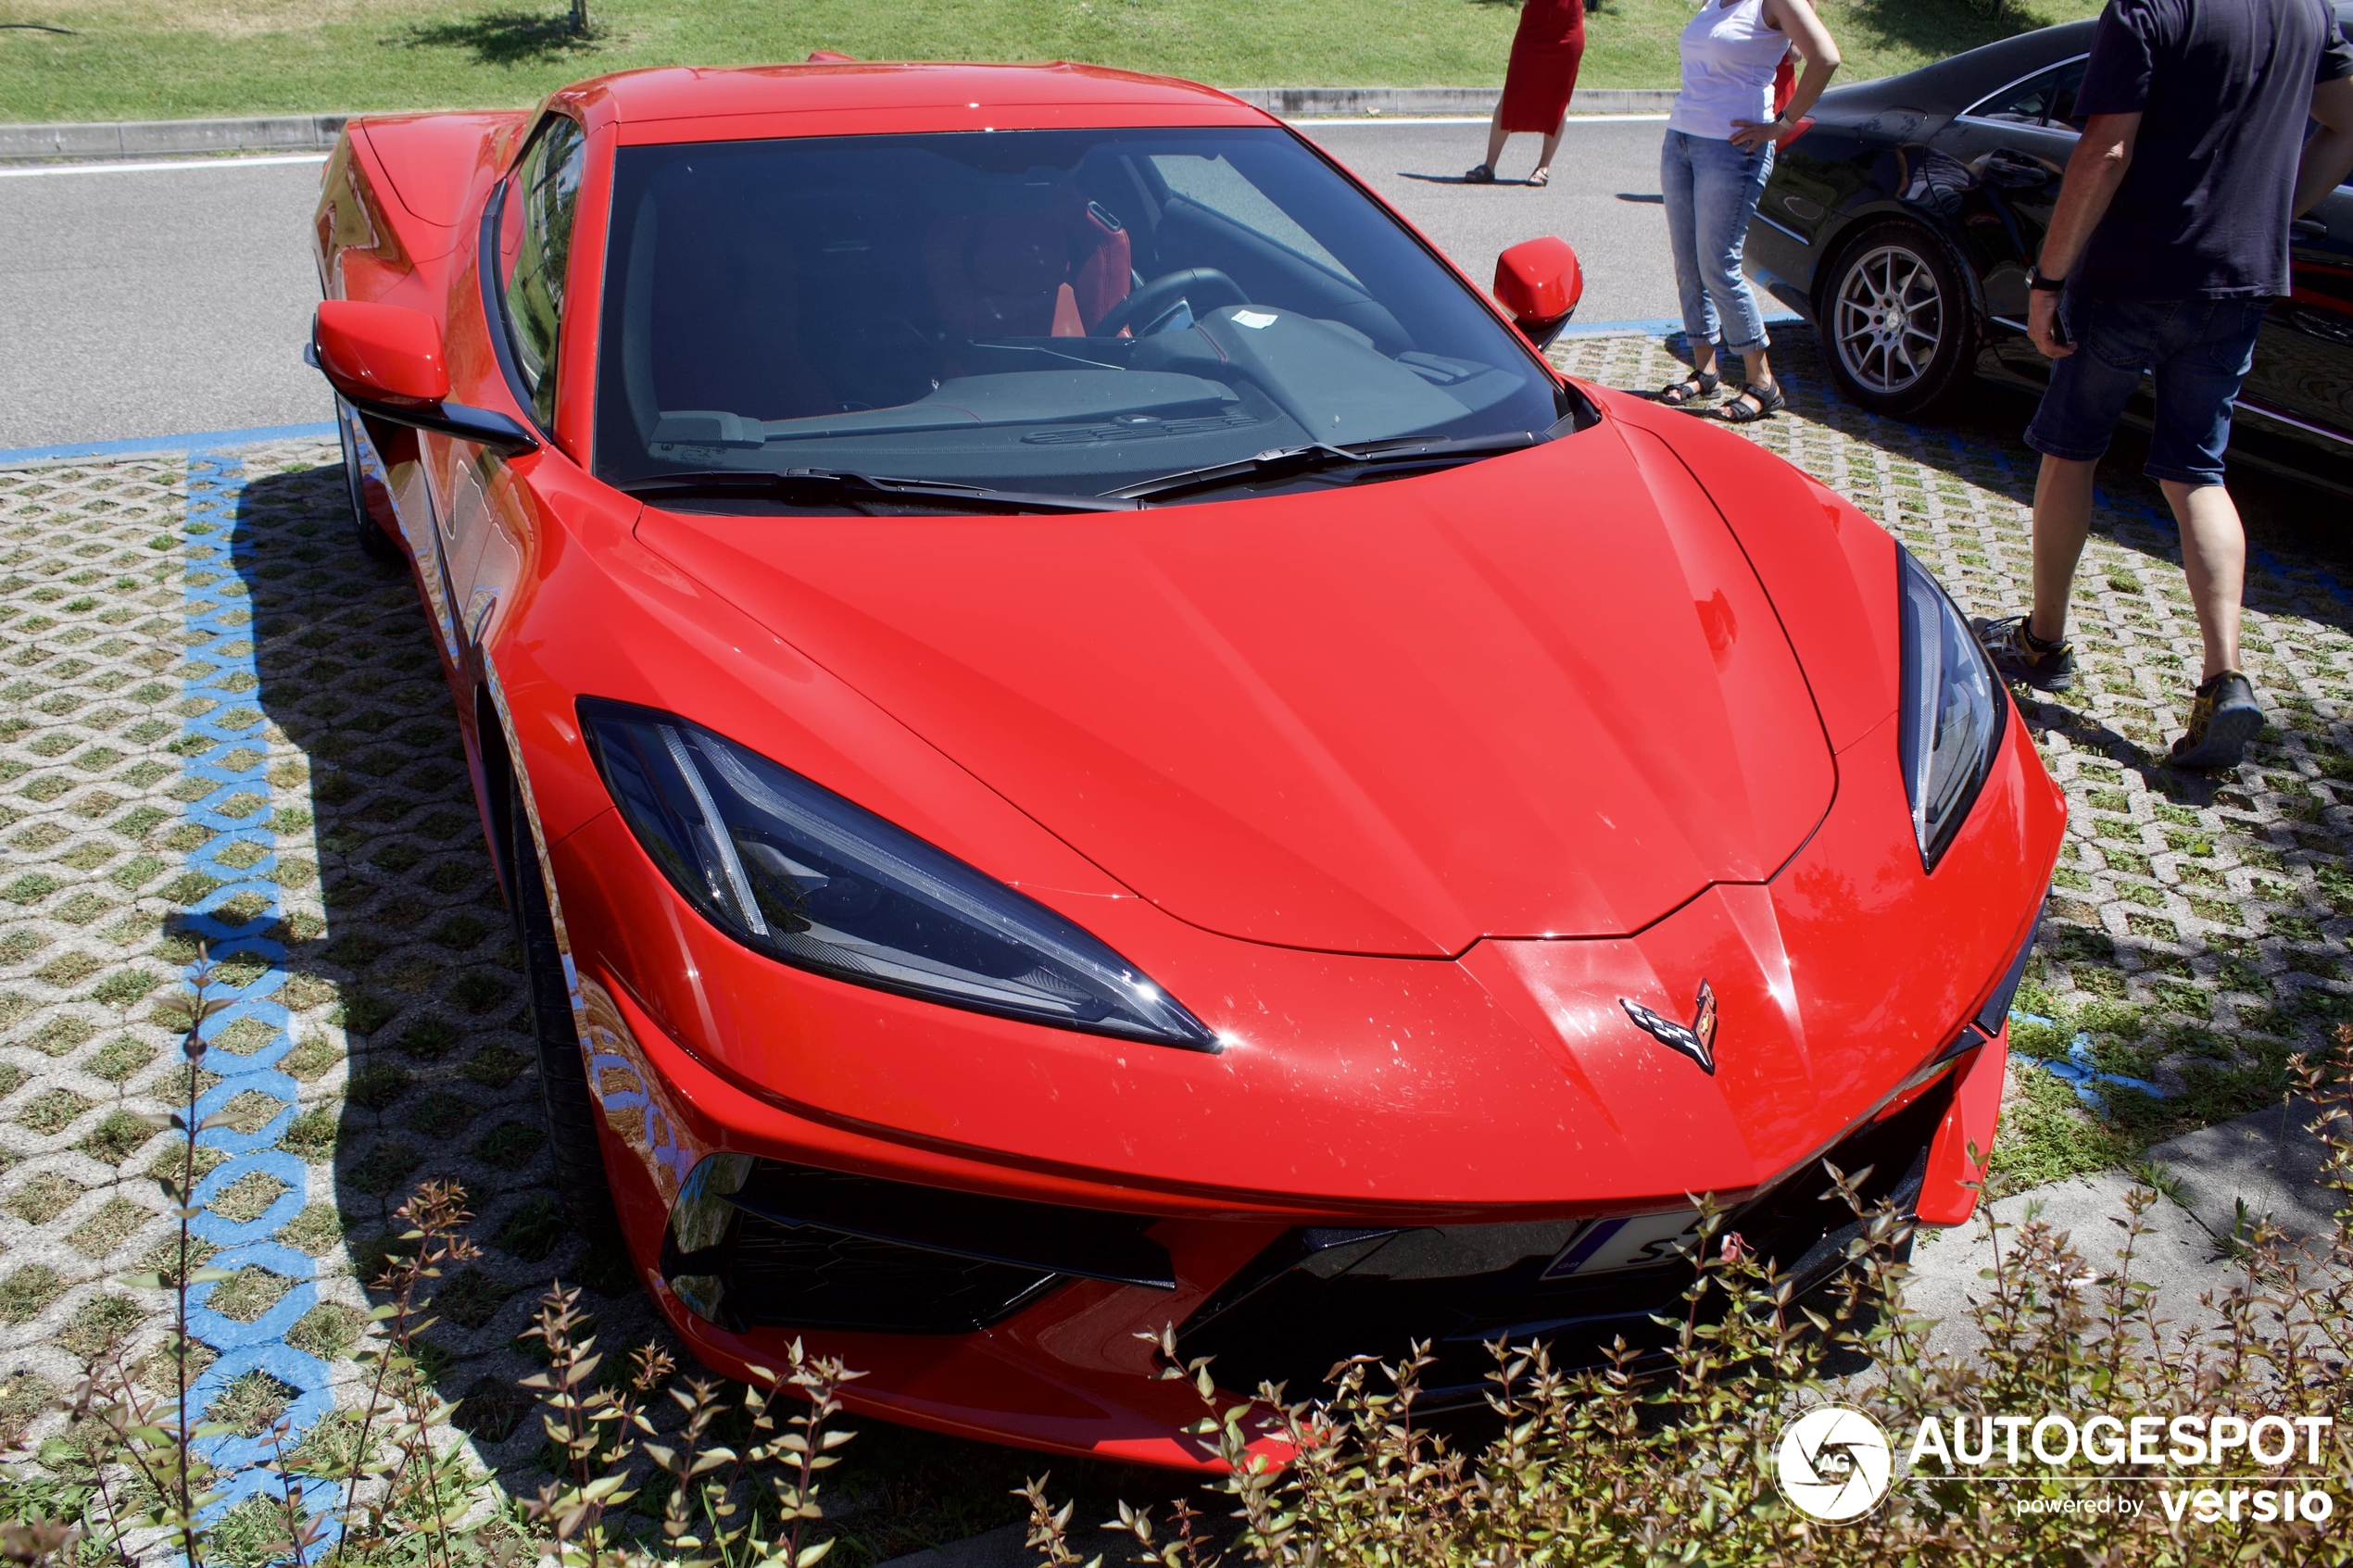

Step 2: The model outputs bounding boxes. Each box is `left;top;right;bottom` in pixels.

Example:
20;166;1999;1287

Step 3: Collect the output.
2023;295;2270;486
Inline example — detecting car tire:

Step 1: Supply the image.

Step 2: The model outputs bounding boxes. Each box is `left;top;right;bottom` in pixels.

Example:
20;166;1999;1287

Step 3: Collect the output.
1818;220;1978;419
507;772;623;1247
339;402;404;563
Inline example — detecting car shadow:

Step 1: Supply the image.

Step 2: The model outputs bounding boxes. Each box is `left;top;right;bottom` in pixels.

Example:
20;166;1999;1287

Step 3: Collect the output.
221;458;655;1483
217;458;1192;1553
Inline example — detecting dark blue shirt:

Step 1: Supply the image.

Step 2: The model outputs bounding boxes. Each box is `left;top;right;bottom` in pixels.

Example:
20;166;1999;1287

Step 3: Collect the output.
2075;0;2353;300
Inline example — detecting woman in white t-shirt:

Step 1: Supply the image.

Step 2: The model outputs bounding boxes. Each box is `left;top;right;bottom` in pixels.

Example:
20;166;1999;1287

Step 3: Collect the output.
1657;0;1841;420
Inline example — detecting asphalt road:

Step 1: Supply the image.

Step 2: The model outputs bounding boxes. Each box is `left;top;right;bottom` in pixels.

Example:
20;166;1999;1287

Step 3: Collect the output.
0;118;1691;451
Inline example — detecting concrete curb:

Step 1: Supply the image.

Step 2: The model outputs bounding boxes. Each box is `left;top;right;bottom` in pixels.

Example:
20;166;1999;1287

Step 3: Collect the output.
0;87;1674;162
0;112;353;161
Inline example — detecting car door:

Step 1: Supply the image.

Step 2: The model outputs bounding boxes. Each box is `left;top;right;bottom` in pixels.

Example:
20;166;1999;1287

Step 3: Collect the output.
1926;53;2088;352
433;114;586;666
2234;158;2353;450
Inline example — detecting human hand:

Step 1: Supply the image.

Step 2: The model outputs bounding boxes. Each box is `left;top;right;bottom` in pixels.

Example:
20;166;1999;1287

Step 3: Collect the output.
1729;117;1786;151
2029;288;2072;358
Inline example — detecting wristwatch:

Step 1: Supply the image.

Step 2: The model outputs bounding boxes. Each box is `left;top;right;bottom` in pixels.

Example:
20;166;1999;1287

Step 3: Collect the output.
2028;267;2068;293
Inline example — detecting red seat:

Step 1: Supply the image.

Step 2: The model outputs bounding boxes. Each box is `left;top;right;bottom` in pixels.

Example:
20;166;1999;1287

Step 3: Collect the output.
923;190;1131;338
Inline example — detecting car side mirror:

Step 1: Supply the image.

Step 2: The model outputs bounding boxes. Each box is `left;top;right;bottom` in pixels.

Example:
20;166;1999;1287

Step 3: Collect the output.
1493;236;1583;349
308;299;538;455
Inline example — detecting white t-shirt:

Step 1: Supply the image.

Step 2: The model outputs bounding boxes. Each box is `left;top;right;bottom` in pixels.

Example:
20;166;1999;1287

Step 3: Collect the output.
1668;0;1793;142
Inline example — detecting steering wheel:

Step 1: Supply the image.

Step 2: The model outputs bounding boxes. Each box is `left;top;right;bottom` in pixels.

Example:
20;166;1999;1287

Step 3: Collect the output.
1097;267;1249;338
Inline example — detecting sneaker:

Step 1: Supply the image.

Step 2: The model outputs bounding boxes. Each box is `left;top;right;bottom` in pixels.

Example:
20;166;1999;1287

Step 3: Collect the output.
2170;671;2262;770
1973;614;2077;691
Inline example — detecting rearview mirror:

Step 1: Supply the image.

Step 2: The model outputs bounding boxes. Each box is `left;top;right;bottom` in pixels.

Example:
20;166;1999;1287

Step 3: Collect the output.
308;300;538;455
1493;236;1583;349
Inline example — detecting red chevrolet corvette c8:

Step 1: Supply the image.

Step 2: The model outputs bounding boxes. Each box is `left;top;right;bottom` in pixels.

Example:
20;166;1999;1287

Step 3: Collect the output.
305;57;2065;1466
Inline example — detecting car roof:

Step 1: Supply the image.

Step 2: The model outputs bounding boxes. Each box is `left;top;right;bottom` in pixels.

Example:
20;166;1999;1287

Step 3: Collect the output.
554;60;1275;143
1817;19;2097;119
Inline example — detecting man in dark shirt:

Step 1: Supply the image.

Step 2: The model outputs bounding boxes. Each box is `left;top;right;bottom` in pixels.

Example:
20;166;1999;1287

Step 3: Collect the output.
1975;0;2353;769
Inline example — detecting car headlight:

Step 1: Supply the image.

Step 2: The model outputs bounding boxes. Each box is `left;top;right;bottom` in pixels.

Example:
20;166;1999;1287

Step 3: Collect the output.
1896;547;2007;871
580;698;1218;1051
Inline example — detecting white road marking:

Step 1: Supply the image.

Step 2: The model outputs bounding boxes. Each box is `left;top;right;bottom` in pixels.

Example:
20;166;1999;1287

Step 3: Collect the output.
0;152;329;178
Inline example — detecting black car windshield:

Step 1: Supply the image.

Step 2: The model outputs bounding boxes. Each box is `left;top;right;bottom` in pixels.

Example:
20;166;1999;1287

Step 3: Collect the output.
594;127;1578;507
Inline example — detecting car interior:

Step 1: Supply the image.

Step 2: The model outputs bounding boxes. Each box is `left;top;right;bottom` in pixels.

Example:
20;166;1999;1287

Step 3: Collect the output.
595;127;1572;496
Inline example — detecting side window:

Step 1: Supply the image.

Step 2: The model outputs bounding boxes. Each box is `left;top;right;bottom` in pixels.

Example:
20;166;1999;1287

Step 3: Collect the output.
1976;65;2070;125
1148;153;1358;282
502;117;587;430
2045;57;2089;130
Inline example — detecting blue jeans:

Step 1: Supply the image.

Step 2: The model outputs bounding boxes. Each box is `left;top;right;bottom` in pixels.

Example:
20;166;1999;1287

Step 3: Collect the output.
1660;129;1775;357
2024;295;2269;486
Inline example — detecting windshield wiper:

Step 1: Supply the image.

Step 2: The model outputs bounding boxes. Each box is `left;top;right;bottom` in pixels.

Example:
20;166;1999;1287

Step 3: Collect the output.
619;468;1140;515
1108;431;1540;504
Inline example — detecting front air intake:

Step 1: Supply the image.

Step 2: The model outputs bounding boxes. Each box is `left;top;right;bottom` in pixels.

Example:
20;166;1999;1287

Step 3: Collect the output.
661;1155;1173;1335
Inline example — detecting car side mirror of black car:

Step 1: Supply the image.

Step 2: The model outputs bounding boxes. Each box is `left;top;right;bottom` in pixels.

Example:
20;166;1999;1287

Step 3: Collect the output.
1494;236;1584;350
308;299;538;456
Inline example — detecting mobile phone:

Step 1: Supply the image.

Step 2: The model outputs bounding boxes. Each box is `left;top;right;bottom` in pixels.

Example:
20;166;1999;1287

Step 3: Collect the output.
2048;307;2071;350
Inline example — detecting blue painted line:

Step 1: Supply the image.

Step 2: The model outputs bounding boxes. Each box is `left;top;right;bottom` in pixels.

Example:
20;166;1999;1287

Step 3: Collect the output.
175;451;336;1526
2009;1010;2165;1110
0;422;336;467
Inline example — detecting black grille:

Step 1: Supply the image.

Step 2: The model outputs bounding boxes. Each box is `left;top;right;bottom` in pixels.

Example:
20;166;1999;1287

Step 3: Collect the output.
1176;1082;1950;1407
727;1218;1065;1333
662;1157;1172;1336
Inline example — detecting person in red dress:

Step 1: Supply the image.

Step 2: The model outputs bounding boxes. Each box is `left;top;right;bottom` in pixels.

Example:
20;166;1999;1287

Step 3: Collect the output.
1466;0;1587;187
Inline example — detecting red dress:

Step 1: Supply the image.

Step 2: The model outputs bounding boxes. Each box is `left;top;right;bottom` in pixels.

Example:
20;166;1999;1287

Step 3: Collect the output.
1498;0;1587;132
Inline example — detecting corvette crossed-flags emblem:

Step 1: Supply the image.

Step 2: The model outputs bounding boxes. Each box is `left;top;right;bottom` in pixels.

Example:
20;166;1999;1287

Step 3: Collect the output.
1619;979;1718;1075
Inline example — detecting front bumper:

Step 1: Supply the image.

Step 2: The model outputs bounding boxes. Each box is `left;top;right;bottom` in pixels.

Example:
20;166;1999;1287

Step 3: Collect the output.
542;689;2062;1461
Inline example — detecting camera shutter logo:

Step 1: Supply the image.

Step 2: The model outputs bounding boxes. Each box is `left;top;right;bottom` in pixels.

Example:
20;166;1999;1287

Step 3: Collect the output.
1776;1404;1894;1522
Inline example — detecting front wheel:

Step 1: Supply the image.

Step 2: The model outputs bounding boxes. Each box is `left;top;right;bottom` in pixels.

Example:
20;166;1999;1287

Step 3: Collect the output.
1818;220;1977;418
338;402;403;563
507;773;622;1248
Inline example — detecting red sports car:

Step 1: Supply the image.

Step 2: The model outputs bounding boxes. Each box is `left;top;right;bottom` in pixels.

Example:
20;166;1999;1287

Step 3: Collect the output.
307;59;2064;1467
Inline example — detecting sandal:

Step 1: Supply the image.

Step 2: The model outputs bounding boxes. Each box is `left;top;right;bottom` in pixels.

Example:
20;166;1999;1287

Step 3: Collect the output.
1715;380;1786;422
1657;370;1720;406
1464;162;1497;183
1527;167;1550;188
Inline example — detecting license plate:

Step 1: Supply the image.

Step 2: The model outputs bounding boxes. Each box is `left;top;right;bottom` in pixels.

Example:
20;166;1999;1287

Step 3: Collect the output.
1542;1210;1703;1277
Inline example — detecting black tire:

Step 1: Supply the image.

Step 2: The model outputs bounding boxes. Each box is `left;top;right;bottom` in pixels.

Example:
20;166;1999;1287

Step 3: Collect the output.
339;401;404;563
508;774;623;1247
1817;220;1978;419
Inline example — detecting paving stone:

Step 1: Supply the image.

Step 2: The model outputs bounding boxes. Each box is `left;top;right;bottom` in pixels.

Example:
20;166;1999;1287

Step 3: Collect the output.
0;443;663;1527
2144;1096;2344;1248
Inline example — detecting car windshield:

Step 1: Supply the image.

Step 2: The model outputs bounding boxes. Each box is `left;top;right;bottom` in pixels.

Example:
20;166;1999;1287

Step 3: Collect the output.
594;127;1579;507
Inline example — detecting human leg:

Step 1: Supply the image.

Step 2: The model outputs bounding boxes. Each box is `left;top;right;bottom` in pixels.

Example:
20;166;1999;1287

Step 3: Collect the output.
1529;119;1565;185
2163;481;2245;682
1679;138;1776;415
1985;297;2154;680
1690;138;1775;358
1659;132;1720;379
2143;300;2268;765
2030;455;2096;644
2142;301;2265;680
1468;110;1507;181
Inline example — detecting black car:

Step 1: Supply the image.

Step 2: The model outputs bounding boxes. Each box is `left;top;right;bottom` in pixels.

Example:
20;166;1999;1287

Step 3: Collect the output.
1745;9;2353;495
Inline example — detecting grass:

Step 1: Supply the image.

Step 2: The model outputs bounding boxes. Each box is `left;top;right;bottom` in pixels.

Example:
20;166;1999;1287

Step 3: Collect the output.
0;0;2105;123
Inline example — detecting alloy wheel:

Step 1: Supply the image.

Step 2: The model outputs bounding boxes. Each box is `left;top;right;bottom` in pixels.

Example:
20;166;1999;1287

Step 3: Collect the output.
1832;245;1946;397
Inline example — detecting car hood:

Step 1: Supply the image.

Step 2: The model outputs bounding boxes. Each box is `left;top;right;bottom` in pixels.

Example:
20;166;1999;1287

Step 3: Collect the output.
633;417;1837;957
